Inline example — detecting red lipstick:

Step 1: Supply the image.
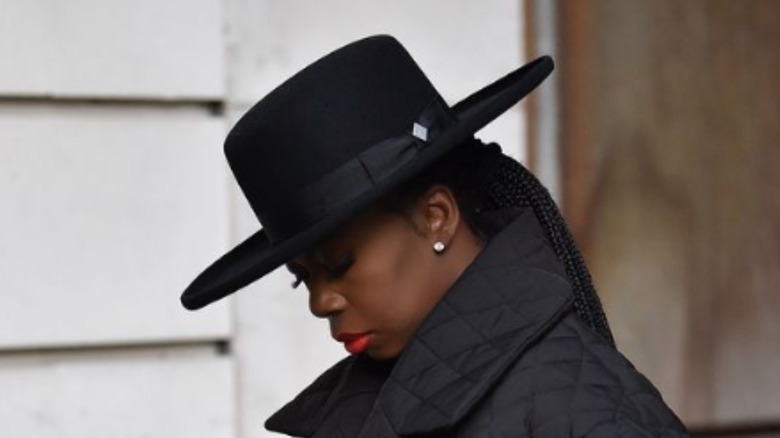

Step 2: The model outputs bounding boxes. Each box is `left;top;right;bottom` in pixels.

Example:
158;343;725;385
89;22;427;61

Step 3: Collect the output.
336;332;371;355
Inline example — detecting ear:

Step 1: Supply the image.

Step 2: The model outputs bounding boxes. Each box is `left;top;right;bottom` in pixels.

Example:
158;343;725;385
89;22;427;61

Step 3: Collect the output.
419;184;461;246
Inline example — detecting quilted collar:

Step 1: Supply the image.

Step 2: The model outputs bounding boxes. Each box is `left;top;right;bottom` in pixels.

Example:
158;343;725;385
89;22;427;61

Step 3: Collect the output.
266;208;573;437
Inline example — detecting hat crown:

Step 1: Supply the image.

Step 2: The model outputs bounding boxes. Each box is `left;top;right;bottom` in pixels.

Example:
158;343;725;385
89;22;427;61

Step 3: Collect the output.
225;36;444;239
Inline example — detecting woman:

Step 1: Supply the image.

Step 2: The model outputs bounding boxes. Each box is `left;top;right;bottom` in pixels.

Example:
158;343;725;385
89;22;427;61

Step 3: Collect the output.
182;35;688;437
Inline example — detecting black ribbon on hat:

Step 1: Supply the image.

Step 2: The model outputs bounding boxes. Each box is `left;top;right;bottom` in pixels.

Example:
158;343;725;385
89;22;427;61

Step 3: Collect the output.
259;96;458;243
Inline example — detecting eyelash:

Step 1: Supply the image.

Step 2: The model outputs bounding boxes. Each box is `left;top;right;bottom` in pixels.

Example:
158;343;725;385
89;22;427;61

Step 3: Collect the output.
289;265;310;289
291;276;306;289
289;255;354;289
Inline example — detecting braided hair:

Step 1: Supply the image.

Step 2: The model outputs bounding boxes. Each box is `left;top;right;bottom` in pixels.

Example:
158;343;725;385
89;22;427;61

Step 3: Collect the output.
388;137;615;346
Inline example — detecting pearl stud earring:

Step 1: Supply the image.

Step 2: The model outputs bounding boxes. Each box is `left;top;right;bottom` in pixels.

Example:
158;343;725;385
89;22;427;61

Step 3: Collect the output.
433;241;446;254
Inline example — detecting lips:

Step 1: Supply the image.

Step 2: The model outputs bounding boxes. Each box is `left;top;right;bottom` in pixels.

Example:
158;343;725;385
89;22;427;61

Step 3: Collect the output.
335;332;372;355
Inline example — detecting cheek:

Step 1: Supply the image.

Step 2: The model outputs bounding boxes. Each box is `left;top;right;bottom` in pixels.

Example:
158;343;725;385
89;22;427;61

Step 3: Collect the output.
356;230;437;327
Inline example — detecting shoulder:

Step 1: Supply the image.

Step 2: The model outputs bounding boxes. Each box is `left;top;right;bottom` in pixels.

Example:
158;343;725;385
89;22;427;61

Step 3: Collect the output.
462;311;690;437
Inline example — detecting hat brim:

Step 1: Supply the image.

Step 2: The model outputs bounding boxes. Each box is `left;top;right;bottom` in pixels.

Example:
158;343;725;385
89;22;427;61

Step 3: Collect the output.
181;55;553;310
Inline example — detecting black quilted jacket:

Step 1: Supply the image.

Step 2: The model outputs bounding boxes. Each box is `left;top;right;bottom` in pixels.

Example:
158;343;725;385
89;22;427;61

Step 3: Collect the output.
266;209;689;437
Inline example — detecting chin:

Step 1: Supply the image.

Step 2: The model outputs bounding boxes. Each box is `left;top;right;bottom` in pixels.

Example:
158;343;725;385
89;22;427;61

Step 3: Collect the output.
366;346;401;361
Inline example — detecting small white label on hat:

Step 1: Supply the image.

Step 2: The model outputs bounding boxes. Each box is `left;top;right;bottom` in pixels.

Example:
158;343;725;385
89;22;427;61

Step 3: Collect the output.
412;123;428;141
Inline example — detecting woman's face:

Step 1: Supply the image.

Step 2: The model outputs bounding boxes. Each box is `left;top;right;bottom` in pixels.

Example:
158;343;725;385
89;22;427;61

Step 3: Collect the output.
287;187;481;360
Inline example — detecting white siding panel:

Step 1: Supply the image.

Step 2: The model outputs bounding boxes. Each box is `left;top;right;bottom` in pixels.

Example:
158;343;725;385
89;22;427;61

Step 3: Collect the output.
0;0;224;99
0;105;231;348
0;349;234;438
0;0;50;93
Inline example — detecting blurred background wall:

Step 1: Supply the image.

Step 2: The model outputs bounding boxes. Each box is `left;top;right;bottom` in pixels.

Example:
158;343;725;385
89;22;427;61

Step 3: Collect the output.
531;1;780;436
1;1;777;437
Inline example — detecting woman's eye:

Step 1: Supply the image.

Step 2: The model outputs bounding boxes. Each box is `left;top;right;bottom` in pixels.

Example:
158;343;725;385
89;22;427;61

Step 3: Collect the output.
326;254;354;280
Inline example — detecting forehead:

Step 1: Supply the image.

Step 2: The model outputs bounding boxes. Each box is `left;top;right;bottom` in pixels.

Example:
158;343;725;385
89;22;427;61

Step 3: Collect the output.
294;205;411;264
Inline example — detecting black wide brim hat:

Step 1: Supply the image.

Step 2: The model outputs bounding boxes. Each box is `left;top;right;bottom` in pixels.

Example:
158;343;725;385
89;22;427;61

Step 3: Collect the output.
181;35;553;310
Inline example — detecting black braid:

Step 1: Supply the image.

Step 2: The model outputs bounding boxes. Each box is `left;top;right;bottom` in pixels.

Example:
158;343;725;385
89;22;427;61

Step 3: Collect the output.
479;144;614;346
388;137;615;346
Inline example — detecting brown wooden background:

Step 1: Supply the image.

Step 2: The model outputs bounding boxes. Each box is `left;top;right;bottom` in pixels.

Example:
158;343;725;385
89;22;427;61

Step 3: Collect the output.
528;0;780;435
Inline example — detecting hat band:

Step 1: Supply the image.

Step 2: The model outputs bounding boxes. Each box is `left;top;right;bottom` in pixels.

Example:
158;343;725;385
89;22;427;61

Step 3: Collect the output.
259;96;457;243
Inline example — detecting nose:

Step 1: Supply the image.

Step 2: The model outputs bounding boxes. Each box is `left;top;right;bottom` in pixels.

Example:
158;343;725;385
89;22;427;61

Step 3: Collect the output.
308;283;347;319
